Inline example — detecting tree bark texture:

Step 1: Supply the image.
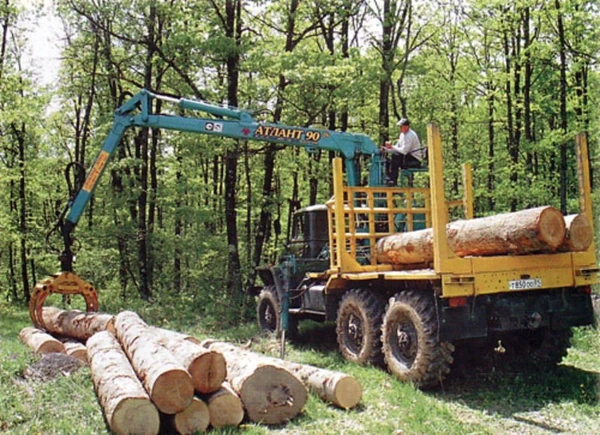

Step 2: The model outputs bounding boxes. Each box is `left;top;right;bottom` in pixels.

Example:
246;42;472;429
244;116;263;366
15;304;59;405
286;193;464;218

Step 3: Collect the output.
559;214;593;252
161;397;210;434
200;382;244;429
152;327;227;394
114;311;194;414
376;206;567;264
201;340;307;425
41;306;115;341
19;327;65;354
87;331;160;435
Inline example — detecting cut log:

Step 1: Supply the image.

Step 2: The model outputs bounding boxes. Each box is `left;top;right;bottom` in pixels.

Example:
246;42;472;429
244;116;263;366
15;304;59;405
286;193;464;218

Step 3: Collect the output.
559;214;593;252
19;327;65;354
62;339;88;363
87;331;159;435
205;342;361;409
375;228;433;265
376;206;566;264
41;306;115;341
201;382;244;429
200;340;307;425
161;397;210;434
114;311;194;414
152;327;227;394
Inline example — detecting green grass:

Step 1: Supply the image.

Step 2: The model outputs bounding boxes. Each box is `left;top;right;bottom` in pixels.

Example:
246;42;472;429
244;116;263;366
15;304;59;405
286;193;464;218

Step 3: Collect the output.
1;302;598;434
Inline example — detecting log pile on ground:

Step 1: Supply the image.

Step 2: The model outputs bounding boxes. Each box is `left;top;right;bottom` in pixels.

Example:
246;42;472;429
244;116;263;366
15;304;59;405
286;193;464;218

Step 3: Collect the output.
200;339;308;425
376;206;592;265
203;341;362;410
87;331;160;435
19;307;362;433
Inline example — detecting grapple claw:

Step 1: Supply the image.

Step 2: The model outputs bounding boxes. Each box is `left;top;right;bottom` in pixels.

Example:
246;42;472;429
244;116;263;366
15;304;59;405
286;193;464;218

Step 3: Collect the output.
29;272;98;329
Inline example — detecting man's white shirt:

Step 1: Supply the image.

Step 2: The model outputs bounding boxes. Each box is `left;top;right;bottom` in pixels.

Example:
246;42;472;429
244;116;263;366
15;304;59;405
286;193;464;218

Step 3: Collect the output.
391;129;423;161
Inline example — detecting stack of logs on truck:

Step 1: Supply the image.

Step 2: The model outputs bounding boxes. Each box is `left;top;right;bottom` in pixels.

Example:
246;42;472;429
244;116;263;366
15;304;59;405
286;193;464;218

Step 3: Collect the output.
19;307;362;434
253;127;597;390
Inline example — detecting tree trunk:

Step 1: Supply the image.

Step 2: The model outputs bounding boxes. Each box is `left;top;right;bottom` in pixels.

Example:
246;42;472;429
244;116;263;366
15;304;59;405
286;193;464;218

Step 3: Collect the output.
555;0;569;214
223;0;243;308
201;340;307;425
152;328;227;394
376;206;566;264
87;331;160;435
19;327;65;354
161;397;210;434
41;307;115;341
200;382;244;429
114;311;194;414
559;214;593;252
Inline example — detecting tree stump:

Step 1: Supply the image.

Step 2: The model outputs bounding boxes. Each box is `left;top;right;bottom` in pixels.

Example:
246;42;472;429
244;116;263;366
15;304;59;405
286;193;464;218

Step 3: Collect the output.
87;331;159;435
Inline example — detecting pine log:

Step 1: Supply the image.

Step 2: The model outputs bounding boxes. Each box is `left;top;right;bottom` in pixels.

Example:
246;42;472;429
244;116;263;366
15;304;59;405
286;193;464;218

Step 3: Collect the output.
161;397;210;434
41;306;115;341
201;382;244;429
376;206;566;264
205;341;361;409
200;340;307;425
19;327;65;354
115;311;194;414
87;331;159;435
152;327;227;394
62;339;88;363
375;228;433;265
559;214;593;252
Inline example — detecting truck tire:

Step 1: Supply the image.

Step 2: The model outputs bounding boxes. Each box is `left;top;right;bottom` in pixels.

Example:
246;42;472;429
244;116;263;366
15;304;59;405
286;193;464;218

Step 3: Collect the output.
256;286;298;339
381;290;453;389
336;289;385;366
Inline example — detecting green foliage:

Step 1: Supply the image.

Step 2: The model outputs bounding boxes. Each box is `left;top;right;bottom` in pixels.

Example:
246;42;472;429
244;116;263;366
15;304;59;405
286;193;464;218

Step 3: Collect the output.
0;0;599;318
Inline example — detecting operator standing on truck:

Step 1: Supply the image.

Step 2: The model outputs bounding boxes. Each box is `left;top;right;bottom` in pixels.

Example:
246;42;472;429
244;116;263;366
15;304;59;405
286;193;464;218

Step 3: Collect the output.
382;118;424;185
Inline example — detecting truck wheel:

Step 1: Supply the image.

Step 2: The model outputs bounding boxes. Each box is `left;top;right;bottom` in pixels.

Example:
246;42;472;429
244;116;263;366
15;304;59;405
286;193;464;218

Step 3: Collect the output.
336;289;385;365
381;290;453;389
256;287;298;339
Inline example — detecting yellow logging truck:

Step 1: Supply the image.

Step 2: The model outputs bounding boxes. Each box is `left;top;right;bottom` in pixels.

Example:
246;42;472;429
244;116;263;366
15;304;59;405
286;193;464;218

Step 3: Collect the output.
30;90;597;388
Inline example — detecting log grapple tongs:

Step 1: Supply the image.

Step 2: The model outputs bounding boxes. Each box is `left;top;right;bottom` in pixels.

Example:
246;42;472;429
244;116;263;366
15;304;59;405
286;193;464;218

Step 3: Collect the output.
29;162;98;328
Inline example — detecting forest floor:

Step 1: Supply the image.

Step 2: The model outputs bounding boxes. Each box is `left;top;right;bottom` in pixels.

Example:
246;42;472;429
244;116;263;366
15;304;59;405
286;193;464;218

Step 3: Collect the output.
1;301;598;435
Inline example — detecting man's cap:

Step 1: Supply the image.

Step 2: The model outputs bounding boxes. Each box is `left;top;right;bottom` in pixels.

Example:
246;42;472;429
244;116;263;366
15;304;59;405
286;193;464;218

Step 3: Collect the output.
397;118;410;126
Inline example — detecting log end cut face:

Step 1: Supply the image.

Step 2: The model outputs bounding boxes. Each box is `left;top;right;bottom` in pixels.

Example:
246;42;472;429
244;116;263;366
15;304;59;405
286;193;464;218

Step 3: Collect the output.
112;398;159;435
563;214;593;251
537;206;567;249
240;365;307;425
332;376;362;409
189;350;227;394
207;390;244;428
151;369;194;414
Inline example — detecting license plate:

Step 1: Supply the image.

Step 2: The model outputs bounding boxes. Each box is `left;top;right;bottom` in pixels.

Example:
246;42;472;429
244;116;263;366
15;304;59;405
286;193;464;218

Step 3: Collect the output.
509;278;542;290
